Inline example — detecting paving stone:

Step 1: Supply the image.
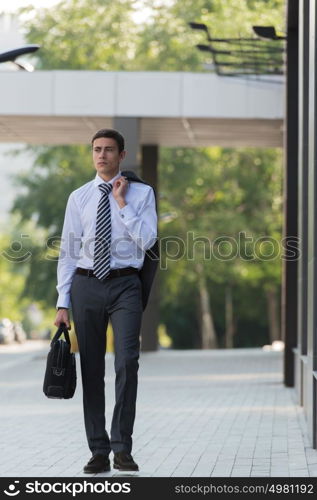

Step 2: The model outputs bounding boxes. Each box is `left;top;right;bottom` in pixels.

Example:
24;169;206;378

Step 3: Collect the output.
0;344;315;477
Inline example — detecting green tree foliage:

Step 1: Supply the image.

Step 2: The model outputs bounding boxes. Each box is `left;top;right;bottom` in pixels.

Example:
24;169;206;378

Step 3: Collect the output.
134;0;285;70
12;145;93;304
0;233;28;321
11;0;285;346
20;0;139;70
22;0;285;72
159;146;283;347
0;224;55;336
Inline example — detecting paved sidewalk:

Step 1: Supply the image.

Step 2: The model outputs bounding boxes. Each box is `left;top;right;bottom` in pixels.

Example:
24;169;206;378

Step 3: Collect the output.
0;342;317;478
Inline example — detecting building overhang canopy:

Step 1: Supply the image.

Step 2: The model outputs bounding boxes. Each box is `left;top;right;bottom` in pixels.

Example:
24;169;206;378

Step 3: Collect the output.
0;71;284;147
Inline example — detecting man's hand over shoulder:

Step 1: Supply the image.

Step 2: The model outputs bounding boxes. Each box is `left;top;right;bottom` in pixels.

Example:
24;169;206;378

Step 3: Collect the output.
112;176;128;208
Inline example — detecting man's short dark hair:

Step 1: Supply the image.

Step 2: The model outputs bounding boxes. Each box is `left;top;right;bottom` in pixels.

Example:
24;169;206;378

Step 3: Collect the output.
91;128;125;153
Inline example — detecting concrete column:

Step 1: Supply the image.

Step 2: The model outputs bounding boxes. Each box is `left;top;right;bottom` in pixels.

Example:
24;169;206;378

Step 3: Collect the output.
283;0;299;389
140;144;159;352
295;0;309;408
306;0;317;448
113;117;140;172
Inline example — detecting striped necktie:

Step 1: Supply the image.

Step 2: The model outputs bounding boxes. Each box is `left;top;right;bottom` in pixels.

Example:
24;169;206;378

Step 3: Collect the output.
93;182;113;280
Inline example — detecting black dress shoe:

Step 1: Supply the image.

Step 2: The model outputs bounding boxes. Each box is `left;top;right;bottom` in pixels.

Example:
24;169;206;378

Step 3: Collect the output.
113;451;139;471
83;454;110;473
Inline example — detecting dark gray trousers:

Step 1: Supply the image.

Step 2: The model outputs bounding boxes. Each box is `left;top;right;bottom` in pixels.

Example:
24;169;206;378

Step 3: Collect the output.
70;272;143;456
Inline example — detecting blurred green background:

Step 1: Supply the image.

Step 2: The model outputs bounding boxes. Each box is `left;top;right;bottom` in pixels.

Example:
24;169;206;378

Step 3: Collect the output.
0;0;285;350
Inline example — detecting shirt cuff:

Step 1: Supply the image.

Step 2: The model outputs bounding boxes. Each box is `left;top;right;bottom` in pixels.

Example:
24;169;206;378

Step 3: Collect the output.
56;294;71;309
118;203;136;222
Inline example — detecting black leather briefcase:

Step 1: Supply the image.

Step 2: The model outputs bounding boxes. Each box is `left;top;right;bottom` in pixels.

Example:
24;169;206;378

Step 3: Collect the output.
43;323;76;399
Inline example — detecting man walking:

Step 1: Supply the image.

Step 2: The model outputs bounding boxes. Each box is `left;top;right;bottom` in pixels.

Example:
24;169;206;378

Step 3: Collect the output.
54;129;157;473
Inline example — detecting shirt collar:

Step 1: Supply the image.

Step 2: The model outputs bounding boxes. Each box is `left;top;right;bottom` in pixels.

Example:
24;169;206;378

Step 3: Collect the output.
94;171;121;188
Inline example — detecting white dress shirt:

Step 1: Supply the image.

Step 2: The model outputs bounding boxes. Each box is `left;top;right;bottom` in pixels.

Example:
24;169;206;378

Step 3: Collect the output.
56;171;157;308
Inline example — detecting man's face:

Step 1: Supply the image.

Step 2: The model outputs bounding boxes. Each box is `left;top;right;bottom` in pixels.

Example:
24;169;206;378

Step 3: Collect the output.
92;137;126;180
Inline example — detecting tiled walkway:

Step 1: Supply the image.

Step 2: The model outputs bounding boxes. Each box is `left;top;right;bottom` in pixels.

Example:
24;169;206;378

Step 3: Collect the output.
1;341;317;477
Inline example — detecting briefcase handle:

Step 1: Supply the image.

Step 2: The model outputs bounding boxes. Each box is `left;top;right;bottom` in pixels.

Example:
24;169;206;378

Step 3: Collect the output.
50;323;71;347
